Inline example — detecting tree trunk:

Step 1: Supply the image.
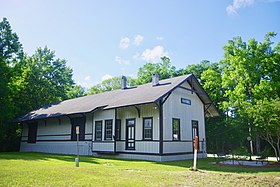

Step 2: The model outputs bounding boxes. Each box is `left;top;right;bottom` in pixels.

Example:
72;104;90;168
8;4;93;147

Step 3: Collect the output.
266;133;280;162
248;125;254;155
256;133;261;154
277;136;280;162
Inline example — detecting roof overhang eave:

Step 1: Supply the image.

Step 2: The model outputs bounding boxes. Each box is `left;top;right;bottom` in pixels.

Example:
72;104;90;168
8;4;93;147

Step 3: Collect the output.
15;106;108;123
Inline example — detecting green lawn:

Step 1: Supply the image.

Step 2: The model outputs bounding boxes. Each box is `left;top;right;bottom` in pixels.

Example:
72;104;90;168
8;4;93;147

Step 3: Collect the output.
0;152;279;187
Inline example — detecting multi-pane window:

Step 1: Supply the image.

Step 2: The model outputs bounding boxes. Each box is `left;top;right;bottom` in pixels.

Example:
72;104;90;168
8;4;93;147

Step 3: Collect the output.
105;120;113;140
172;118;180;141
95;121;102;141
143;117;153;140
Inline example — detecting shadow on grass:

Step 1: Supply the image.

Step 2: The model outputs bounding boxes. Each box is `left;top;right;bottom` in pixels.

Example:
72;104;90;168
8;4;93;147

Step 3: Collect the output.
0;152;100;165
1;152;279;174
155;158;280;174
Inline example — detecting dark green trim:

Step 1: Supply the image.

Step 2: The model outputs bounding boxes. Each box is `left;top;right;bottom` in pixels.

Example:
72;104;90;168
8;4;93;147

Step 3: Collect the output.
159;100;163;155
22;139;92;142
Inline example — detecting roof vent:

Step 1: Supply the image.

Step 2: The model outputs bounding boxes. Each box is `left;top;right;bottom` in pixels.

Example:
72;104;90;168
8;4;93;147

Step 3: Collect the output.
152;73;159;86
121;76;127;89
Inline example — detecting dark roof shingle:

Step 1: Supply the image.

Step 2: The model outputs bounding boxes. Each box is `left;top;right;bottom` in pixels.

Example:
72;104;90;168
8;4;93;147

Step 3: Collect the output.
16;74;219;122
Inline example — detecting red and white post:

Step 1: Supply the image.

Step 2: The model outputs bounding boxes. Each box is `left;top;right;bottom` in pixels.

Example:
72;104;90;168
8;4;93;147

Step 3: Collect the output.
193;136;199;171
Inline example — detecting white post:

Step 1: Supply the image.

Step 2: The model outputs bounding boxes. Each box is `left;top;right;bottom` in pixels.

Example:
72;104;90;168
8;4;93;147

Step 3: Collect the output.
76;126;80;167
193;136;199;171
193;149;198;170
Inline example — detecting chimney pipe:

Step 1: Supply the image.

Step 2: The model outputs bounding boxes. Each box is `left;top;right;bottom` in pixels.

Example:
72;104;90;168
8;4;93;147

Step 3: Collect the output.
121;76;127;89
152;73;159;86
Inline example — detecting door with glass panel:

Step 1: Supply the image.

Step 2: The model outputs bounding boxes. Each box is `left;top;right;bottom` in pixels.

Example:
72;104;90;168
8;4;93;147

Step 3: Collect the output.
192;120;199;152
126;119;135;150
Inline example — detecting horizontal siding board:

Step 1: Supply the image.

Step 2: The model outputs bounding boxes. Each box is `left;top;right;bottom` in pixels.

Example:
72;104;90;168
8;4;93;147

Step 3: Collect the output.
93;142;114;152
20;141;92;155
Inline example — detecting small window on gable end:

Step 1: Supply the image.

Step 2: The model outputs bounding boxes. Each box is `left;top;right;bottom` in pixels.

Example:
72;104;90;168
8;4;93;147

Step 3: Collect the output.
172;118;180;141
28;122;38;143
105;120;113;140
143;117;153;140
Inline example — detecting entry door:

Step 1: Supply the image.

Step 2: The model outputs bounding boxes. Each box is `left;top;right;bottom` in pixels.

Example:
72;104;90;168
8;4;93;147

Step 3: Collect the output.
126;119;135;150
192;120;199;151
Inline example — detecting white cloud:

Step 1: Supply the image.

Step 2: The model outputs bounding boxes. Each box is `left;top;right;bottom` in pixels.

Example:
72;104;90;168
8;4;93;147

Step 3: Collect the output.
77;81;89;89
226;0;255;15
115;56;130;65
133;34;144;46
141;46;168;63
156;36;164;41
119;37;130;49
119;35;144;49
76;75;91;88
132;53;140;59
101;74;113;81
84;75;91;81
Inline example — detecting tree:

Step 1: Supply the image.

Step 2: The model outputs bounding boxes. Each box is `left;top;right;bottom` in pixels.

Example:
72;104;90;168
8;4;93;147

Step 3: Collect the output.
0;17;23;122
219;32;280;159
252;99;280;161
0;18;23;151
180;60;212;83
137;56;176;84
87;76;137;95
14;47;75;113
67;85;86;99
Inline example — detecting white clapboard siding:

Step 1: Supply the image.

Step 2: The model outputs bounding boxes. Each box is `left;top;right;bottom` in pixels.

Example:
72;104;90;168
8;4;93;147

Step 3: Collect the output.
93;142;114;152
116;104;160;153
20;141;91;155
162;81;206;154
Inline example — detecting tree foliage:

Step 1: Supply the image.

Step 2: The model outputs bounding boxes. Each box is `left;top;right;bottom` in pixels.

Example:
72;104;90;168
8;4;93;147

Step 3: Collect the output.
0;18;23;121
0;18;23;151
87;76;137;95
137;57;176;84
202;32;280;158
0;18;76;151
67;85;86;99
180;60;212;83
14;47;74;113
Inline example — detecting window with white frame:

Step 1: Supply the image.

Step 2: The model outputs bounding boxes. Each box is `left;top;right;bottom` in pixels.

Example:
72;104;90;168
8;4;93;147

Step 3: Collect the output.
143;117;153;140
105;120;113;140
95;121;102;141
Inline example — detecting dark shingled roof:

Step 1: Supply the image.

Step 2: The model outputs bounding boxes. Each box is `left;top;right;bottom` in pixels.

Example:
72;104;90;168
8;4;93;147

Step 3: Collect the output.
16;74;219;122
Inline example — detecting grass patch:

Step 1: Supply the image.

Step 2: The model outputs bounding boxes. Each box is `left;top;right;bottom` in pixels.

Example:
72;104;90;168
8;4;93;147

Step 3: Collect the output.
0;152;279;186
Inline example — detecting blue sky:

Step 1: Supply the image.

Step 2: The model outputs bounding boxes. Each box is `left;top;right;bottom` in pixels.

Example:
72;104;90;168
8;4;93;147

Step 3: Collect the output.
1;0;280;88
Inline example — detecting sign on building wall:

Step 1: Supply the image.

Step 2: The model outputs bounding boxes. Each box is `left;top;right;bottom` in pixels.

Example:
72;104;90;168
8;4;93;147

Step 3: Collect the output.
181;98;191;105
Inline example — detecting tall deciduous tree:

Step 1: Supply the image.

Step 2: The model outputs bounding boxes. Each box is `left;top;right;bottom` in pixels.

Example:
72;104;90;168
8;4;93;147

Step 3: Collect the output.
180;60;212;83
88;76;137;95
0;17;23;151
14;47;74;113
0;17;23;121
67;85;86;99
219;32;280;159
137;56;176;84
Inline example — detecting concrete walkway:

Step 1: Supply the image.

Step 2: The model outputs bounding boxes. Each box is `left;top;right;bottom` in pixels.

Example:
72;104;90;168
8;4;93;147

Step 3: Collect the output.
207;154;278;162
